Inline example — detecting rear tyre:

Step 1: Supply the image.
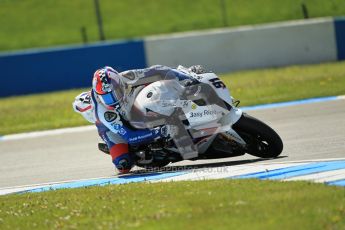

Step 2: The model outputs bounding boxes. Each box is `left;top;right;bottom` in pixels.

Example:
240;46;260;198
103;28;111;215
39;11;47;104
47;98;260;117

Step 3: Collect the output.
232;113;283;158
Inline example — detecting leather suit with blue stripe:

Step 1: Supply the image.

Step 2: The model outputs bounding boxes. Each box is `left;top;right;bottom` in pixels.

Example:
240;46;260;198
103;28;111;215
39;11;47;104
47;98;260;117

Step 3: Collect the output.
90;65;193;173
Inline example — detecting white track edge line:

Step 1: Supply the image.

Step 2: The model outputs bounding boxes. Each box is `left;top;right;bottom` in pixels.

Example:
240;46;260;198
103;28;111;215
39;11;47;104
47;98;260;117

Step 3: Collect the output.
1;158;344;192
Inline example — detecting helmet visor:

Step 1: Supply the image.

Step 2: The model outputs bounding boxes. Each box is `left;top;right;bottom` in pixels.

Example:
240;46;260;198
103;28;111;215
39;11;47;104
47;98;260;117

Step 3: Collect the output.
110;78;125;105
99;91;118;106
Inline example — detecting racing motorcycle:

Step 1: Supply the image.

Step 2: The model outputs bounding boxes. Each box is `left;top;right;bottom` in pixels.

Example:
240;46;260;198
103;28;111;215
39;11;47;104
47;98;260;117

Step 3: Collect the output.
99;66;283;168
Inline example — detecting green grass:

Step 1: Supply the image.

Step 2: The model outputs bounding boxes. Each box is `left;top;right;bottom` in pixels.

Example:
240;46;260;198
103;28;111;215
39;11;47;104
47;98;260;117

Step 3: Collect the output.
0;179;344;229
0;88;90;135
0;0;345;51
1;61;345;135
221;61;345;105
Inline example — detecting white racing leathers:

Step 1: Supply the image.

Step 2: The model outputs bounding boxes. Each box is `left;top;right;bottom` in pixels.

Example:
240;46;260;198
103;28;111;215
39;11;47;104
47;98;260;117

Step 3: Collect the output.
118;65;200;159
73;65;199;172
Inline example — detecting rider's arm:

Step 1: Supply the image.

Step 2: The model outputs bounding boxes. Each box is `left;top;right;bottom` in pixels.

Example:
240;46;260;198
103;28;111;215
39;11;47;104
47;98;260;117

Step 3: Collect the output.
101;117;163;145
117;124;162;145
121;65;192;86
93;95;164;145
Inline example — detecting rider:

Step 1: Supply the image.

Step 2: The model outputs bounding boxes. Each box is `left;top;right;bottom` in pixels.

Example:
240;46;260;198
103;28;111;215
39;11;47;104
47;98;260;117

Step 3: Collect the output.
73;65;201;174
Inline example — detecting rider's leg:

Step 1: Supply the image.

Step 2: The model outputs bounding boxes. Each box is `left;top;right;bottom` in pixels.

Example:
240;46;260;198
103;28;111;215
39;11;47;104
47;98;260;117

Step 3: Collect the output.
109;143;132;174
101;130;134;174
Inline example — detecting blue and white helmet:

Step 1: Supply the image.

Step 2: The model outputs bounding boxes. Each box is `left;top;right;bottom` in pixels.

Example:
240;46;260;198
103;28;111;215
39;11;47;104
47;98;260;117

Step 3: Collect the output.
92;66;125;107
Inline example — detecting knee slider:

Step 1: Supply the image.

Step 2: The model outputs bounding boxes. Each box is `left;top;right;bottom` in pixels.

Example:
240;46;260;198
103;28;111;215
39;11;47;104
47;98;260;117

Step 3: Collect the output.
113;153;132;171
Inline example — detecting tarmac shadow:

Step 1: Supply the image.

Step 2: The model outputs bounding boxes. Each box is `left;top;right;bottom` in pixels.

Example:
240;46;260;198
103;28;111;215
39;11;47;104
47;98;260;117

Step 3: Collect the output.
131;156;287;174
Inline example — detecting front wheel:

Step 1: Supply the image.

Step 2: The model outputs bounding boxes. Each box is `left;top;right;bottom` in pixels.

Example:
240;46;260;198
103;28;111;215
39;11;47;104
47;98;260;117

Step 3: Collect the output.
232;113;283;158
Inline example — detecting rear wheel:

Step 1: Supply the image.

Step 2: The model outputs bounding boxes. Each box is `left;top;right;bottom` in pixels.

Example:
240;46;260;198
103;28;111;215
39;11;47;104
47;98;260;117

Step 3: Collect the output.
232;113;283;158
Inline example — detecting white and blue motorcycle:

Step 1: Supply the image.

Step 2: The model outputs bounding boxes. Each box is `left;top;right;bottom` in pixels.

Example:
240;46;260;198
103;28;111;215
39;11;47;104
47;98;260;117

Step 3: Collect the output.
99;66;283;168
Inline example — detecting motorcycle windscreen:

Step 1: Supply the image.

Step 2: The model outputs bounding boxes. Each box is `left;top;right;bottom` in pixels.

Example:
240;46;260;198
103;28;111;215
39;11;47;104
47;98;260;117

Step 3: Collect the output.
110;77;125;105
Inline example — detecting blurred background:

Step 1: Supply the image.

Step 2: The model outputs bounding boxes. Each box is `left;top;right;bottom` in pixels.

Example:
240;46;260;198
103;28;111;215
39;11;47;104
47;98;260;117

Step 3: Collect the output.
0;0;344;135
0;0;344;51
1;2;345;227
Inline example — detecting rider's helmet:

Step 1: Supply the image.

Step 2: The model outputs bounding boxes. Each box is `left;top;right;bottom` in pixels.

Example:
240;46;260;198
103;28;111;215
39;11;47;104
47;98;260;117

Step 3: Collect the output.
92;66;125;107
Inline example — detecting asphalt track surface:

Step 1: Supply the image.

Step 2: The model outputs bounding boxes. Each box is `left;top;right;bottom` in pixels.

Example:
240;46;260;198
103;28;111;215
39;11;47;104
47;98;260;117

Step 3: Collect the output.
0;99;344;189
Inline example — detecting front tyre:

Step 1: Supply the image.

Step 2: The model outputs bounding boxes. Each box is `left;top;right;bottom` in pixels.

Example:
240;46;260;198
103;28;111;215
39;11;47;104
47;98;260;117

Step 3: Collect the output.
232;113;283;158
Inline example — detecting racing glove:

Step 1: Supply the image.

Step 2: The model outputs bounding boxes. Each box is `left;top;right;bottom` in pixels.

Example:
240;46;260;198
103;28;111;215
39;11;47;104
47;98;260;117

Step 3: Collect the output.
159;125;178;140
